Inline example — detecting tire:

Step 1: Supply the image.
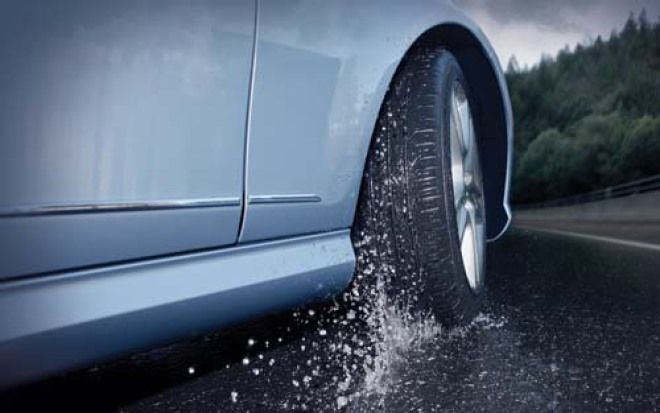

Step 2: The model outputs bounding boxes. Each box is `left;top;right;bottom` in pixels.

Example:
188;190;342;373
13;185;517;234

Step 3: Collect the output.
352;47;486;326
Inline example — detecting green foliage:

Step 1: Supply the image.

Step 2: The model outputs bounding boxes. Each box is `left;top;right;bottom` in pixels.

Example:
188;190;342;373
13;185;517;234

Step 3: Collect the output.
618;116;660;179
508;12;660;204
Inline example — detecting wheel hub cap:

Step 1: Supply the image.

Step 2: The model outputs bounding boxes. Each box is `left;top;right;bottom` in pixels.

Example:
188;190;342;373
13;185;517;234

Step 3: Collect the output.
449;81;486;292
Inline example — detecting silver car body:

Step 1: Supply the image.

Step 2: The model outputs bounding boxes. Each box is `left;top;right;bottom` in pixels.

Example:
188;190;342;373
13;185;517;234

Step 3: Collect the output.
0;0;512;386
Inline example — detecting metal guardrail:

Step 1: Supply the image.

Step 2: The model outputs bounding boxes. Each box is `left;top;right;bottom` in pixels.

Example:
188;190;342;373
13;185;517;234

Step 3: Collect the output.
517;174;660;210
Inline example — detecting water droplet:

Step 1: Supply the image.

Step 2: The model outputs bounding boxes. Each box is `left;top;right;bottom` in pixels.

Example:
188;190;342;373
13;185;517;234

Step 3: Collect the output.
337;396;348;409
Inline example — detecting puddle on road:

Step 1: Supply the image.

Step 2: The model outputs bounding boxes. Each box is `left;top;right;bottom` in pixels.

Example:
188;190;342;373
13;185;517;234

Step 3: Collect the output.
223;237;508;412
188;229;660;413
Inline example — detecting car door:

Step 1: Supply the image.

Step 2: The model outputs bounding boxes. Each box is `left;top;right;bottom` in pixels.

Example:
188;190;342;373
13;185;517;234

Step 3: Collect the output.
0;0;256;278
239;1;369;242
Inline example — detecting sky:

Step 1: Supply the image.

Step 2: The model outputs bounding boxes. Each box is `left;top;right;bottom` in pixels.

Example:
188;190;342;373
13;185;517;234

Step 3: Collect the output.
460;0;660;68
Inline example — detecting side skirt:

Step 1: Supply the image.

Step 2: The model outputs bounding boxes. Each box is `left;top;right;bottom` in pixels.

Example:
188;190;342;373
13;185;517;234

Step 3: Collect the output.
0;230;355;387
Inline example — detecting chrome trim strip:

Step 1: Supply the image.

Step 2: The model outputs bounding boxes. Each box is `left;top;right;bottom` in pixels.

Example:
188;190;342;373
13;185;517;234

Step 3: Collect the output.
0;198;241;218
238;0;260;242
249;194;322;204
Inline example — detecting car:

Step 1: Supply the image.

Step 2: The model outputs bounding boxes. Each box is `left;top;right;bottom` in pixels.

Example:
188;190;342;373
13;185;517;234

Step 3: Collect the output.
0;0;512;387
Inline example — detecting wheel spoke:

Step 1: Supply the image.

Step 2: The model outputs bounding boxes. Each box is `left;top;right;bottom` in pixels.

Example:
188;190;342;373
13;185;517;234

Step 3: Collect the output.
451;90;467;154
452;166;465;208
456;199;469;243
455;94;471;156
462;124;478;179
472;217;485;287
460;200;477;287
450;91;465;208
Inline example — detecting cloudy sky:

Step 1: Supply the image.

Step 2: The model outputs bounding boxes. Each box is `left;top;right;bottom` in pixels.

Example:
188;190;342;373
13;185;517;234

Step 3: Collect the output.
460;0;660;68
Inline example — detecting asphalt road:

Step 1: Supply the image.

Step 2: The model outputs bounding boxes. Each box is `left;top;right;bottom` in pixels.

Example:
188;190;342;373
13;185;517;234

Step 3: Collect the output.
515;218;660;246
2;226;660;412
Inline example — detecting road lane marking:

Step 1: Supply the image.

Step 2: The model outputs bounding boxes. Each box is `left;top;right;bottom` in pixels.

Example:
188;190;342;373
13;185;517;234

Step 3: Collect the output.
514;225;660;252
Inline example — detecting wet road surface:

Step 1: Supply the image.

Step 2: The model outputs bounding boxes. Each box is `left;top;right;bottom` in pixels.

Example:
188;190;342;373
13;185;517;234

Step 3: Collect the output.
515;218;660;245
2;227;660;412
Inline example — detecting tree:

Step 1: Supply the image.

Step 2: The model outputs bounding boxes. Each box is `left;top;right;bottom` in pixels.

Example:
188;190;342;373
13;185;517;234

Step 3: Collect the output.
506;55;520;74
507;14;660;204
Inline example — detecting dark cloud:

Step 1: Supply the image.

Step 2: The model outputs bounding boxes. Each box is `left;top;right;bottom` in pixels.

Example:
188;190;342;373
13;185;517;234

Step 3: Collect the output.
462;0;659;31
460;0;660;66
461;0;589;30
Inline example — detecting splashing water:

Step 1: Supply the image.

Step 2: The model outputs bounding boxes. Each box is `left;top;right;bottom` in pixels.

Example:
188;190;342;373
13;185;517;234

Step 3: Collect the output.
359;278;441;401
230;226;507;412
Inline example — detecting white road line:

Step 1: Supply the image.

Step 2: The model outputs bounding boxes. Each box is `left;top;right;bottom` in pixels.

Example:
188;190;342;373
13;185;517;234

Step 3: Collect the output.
515;225;660;252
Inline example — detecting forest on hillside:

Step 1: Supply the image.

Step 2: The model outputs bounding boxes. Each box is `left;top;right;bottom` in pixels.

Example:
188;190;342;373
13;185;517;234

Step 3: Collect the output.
507;11;660;204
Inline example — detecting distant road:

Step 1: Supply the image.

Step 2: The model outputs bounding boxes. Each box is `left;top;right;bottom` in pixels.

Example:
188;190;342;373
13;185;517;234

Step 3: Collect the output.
515;189;660;248
515;218;660;247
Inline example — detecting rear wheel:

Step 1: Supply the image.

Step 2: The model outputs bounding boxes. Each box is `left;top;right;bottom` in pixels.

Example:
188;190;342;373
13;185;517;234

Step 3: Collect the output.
352;47;486;325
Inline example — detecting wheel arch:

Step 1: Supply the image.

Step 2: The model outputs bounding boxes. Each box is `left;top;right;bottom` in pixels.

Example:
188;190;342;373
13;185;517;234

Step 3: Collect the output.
360;22;513;241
